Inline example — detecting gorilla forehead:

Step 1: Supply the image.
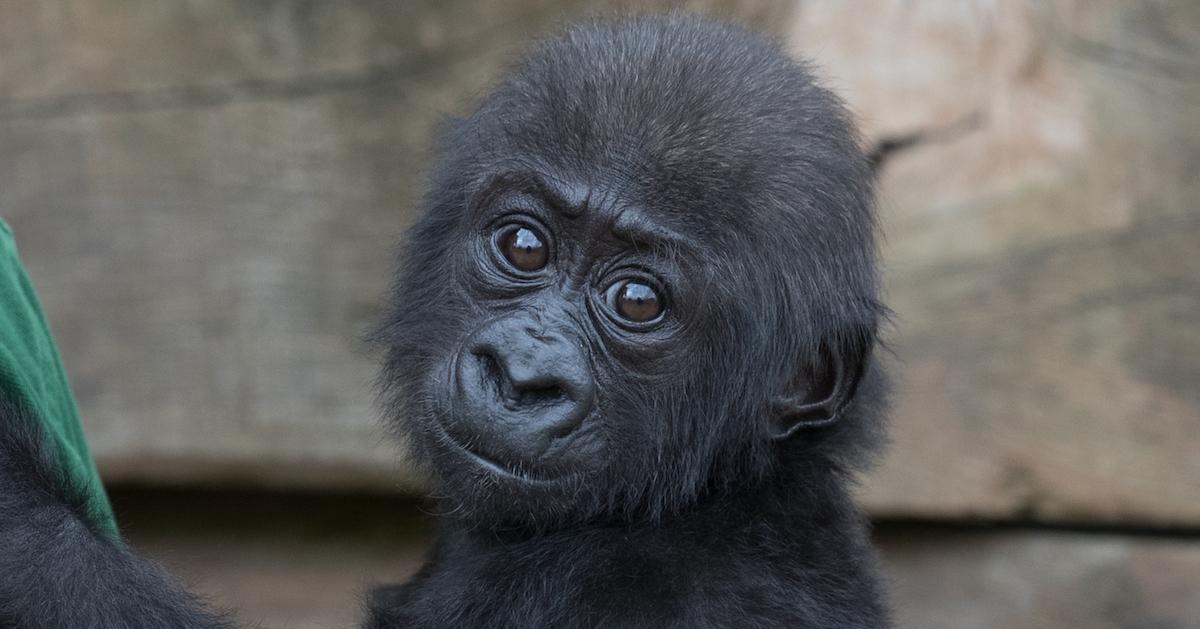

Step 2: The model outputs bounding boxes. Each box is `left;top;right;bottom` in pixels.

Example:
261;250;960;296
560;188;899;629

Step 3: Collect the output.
409;14;880;348
441;17;873;282
450;14;869;242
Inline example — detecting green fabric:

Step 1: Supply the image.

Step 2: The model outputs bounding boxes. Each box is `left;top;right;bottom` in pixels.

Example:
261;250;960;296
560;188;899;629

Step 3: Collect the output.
0;218;118;538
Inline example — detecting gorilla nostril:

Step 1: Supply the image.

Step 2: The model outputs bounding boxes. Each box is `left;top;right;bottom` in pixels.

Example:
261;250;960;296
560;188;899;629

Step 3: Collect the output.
474;351;513;400
474;350;568;408
513;382;567;408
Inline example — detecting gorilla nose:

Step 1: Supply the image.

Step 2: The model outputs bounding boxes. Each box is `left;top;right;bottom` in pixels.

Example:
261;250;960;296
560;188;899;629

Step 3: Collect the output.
477;350;572;413
451;317;595;465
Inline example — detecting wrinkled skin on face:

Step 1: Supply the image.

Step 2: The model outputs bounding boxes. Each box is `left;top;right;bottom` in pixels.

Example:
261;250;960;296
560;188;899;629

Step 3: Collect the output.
375;15;886;530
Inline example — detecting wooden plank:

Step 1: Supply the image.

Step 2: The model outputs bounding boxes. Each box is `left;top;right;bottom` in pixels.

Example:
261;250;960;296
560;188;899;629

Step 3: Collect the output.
790;1;1200;525
878;526;1200;629
114;489;1200;629
862;220;1200;524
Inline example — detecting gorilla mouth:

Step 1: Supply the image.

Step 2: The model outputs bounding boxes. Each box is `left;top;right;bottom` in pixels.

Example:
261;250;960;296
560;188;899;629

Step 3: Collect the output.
444;434;559;484
437;418;587;486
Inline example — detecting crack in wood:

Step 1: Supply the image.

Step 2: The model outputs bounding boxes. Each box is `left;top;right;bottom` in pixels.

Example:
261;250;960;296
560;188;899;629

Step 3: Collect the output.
868;110;986;175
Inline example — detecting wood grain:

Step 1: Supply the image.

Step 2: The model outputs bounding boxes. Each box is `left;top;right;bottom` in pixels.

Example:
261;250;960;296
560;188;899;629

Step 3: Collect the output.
791;0;1200;526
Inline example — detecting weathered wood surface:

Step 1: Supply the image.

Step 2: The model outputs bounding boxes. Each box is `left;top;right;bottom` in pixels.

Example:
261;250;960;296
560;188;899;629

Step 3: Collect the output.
0;1;791;492
3;2;1198;525
114;490;1200;629
791;1;1200;526
877;526;1200;629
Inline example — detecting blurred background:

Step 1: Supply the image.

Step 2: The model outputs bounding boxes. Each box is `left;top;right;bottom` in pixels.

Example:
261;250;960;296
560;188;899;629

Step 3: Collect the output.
2;1;1199;627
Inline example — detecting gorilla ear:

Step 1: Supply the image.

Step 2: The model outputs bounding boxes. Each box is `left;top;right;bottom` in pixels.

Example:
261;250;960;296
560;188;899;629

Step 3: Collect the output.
769;336;871;440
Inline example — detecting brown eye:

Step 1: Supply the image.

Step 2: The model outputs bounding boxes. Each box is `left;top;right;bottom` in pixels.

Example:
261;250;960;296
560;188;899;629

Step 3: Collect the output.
497;225;548;272
608;280;663;323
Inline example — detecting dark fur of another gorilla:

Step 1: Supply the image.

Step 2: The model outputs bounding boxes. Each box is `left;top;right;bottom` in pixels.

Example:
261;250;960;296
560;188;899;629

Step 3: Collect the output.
0;15;889;629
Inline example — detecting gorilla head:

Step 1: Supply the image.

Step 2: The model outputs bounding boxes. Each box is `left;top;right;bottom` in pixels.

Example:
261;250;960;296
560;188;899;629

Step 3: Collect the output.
376;15;886;529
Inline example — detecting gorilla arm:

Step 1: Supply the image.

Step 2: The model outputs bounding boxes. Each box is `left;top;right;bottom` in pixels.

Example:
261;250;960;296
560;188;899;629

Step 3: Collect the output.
0;398;234;629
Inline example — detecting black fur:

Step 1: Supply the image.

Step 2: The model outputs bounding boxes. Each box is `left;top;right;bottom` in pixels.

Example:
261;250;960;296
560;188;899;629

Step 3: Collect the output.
368;14;890;629
0;396;236;628
0;14;889;629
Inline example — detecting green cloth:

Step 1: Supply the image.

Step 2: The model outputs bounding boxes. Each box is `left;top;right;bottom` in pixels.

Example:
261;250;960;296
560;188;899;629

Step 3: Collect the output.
0;218;118;538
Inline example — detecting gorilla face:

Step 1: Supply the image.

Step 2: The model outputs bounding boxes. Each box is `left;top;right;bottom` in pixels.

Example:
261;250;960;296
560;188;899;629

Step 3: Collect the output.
376;16;882;528
385;170;756;526
441;183;680;480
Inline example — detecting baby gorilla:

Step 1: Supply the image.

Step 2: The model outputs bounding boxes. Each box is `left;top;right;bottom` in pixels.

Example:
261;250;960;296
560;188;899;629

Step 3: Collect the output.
0;13;889;629
370;14;890;629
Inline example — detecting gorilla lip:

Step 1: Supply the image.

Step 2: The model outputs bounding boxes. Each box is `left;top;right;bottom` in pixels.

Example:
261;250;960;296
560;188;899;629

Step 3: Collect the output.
443;434;563;485
436;419;579;486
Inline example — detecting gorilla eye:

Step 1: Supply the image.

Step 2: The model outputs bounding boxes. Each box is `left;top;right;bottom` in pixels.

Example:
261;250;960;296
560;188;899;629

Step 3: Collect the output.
497;225;548;272
607;280;663;323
